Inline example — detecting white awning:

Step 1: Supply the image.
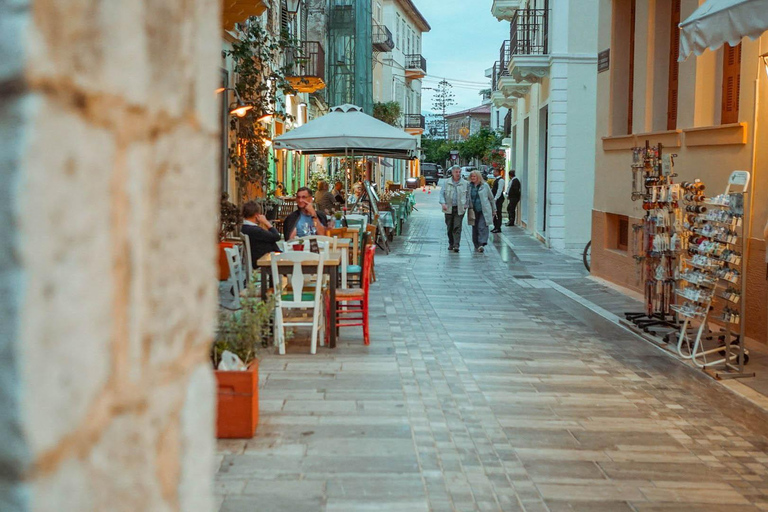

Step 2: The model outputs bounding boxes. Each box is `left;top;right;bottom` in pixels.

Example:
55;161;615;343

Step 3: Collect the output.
273;104;418;159
679;0;768;60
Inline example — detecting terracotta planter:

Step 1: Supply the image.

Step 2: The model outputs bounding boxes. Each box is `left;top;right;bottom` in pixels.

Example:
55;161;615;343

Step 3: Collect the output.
215;361;259;439
218;241;237;280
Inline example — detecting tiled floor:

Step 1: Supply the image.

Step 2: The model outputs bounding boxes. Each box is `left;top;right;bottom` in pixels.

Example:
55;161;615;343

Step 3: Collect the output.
216;187;768;511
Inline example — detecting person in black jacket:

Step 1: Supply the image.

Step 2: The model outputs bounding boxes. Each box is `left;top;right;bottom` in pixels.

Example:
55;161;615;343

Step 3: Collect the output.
241;201;281;268
283;187;329;240
490;168;505;233
506;170;521;227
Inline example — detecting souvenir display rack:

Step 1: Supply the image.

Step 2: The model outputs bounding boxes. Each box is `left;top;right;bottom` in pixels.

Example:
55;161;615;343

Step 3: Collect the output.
675;171;753;379
624;141;681;335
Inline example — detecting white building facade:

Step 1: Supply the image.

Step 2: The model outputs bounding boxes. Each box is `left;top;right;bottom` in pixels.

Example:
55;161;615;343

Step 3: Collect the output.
372;0;430;185
490;0;599;254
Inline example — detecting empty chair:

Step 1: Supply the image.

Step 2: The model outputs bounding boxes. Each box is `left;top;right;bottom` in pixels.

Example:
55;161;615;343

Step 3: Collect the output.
219;246;242;310
327;244;375;345
270;251;326;355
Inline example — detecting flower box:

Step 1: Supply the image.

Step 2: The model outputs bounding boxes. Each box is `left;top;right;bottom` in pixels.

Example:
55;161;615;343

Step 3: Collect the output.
215;361;259;438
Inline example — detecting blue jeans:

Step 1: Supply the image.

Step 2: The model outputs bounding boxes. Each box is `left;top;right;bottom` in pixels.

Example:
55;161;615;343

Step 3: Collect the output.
472;211;489;249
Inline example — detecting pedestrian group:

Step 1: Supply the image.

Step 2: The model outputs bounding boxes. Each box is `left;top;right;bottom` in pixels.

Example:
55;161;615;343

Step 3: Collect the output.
438;165;521;253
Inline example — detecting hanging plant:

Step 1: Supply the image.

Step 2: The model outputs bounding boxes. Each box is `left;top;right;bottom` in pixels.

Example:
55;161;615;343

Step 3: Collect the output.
225;19;300;203
373;101;402;127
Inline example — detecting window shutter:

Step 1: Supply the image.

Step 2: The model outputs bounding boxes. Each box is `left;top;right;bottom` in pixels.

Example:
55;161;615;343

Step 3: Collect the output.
721;43;742;125
667;0;681;130
301;0;308;43
280;0;289;36
627;0;636;134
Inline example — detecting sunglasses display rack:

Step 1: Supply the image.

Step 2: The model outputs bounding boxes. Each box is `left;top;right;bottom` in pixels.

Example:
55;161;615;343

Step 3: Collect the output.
624;141;682;336
674;170;753;379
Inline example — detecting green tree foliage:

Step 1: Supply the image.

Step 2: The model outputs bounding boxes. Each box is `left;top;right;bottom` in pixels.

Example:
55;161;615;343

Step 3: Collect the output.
373;101;402;127
422;129;503;167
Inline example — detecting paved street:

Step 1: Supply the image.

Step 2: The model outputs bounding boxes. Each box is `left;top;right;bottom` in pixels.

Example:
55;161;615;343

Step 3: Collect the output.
216;187;768;512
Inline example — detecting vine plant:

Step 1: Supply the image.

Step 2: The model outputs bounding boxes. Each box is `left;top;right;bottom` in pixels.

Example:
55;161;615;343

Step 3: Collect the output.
225;18;301;203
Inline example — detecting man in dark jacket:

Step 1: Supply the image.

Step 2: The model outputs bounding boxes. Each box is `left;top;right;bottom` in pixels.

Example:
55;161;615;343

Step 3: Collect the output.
283;187;329;240
506;170;521;227
241;201;281;268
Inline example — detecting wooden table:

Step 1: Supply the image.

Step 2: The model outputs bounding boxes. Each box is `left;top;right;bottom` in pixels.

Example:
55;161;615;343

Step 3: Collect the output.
256;251;342;348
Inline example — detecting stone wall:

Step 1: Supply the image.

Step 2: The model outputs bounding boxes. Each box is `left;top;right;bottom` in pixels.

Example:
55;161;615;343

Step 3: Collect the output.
1;0;221;510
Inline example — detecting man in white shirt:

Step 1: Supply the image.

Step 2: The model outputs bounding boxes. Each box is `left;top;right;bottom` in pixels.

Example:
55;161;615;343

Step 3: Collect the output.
490;168;505;233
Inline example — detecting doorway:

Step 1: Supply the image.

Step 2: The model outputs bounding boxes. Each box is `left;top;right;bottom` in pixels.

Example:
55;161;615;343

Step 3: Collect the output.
537;105;548;234
521;117;530;225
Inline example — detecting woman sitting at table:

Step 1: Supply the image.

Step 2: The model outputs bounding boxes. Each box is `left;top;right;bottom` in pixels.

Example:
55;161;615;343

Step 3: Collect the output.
241;201;281;267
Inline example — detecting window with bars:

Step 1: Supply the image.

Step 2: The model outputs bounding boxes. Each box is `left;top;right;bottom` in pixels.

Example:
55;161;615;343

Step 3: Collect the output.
721;43;742;125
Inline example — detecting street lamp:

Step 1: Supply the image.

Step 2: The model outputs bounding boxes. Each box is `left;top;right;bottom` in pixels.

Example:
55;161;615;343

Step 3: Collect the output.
285;0;301;15
216;87;254;117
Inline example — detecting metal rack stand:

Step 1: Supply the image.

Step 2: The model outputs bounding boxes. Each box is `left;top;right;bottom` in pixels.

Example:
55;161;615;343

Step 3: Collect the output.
675;171;753;379
624;141;681;336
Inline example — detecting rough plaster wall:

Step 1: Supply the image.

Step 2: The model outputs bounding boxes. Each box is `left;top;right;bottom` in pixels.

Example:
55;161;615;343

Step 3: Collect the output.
1;0;221;510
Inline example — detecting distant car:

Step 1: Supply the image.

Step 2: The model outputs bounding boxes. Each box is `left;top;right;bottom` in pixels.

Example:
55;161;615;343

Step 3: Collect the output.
460;166;477;179
436;165;445;178
421;163;439;185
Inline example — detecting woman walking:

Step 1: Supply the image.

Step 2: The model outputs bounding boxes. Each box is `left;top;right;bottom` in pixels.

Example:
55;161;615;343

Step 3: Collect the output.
468;170;496;253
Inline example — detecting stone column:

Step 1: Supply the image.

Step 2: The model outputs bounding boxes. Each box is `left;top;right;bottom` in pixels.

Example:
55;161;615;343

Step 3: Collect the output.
0;0;221;510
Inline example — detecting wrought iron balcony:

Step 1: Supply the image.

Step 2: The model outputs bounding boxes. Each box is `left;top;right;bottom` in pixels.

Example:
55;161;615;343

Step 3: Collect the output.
285;41;326;93
373;23;395;52
510;9;549;56
404;114;425;133
405;54;427;79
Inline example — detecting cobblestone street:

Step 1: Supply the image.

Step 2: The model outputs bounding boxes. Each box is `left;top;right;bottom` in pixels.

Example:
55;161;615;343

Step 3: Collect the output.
216;188;768;512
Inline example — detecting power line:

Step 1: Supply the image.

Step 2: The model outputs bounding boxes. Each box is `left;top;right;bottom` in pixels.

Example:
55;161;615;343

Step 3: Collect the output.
424;75;489;86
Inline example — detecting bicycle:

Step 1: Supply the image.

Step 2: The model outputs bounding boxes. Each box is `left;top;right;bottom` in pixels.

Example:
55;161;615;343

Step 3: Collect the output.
582;241;591;272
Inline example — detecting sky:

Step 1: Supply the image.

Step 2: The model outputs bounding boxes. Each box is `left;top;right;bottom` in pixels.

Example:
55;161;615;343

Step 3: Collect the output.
414;1;509;115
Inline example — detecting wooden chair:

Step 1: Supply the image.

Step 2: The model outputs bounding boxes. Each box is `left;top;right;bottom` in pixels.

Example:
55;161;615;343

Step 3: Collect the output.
219;247;242;310
327;244;375;346
270;251;326;355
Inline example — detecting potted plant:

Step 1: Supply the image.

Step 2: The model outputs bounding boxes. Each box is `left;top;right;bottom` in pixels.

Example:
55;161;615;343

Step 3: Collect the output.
219;193;242;280
213;278;275;439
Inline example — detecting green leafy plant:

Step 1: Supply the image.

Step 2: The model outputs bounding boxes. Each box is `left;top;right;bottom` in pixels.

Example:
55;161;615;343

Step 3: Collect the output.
225;19;300;202
373;101;402;127
220;192;242;241
213;276;276;368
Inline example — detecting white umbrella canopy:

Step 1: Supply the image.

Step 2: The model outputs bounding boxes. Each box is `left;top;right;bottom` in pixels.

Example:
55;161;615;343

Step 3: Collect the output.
679;0;768;60
273;104;418;159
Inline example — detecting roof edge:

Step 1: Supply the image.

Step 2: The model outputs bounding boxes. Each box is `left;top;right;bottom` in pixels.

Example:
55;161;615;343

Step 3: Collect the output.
395;0;431;32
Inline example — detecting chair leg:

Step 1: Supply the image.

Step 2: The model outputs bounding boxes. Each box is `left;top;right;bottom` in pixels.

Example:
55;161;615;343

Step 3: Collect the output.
310;307;319;355
363;301;370;346
275;307;286;355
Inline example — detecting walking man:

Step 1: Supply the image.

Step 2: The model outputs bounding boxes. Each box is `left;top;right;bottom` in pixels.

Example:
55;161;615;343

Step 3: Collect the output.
490;168;505;233
439;165;469;253
506;170;521;227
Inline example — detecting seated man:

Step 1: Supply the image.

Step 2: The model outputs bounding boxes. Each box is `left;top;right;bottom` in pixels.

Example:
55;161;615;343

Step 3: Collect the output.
332;181;345;204
240;201;281;268
283;187;329;240
314;180;336;215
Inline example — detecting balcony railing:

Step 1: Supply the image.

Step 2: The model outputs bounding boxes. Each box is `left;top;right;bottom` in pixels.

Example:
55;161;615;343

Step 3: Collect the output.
499;40;511;73
286;41;325;80
491;59;510;91
373;23;395;52
510;9;549;56
405;54;427;75
404;114;425;130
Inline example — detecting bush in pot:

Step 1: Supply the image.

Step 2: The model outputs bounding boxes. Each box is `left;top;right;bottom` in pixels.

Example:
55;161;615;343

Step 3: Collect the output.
213;277;275;439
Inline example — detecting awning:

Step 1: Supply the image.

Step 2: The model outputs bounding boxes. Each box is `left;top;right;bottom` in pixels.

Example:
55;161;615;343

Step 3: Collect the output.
679;0;768;60
273;104;418;159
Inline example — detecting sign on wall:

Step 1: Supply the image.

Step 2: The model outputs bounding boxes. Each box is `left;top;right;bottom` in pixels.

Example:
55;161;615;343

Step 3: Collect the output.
598;49;610;73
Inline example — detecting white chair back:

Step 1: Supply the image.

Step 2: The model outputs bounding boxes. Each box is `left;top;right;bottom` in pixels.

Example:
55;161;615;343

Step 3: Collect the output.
218;246;242;309
270;251;325;305
240;233;253;285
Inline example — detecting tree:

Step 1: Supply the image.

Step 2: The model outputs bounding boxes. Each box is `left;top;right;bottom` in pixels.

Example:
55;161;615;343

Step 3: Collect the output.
430;79;456;140
373;101;402;127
